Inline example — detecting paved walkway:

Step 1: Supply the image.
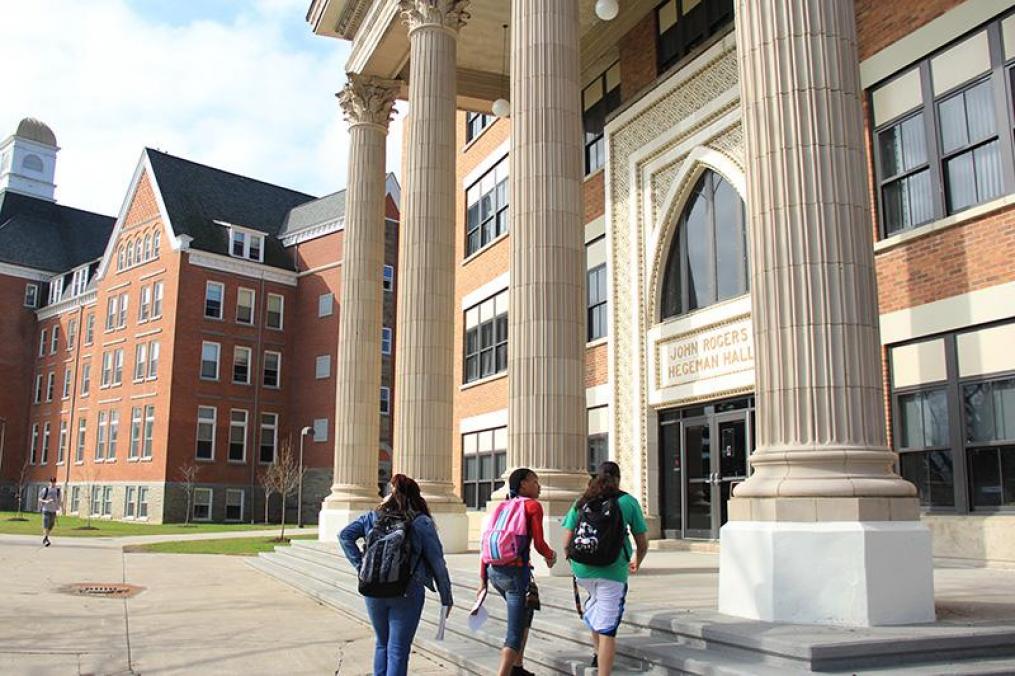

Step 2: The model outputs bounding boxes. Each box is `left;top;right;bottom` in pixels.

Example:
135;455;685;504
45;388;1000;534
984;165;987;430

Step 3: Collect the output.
0;533;449;675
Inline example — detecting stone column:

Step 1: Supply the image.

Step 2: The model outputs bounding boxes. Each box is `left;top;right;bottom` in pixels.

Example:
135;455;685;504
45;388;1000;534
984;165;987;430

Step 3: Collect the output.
392;0;469;553
318;75;398;543
718;0;934;625
505;0;589;574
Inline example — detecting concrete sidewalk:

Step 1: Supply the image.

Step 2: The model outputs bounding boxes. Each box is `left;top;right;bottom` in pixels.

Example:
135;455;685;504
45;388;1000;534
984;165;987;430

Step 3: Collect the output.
0;534;449;675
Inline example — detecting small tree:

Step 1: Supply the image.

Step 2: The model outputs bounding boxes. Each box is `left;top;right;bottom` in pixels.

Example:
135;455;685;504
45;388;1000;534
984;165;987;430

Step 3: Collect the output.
267;438;304;541
12;460;31;520
258;466;276;524
178;461;201;525
78;462;99;529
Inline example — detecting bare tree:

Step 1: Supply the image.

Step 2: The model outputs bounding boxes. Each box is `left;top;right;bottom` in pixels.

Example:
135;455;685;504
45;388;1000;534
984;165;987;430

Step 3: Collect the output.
178;461;201;525
257;466;276;524
267;438;304;541
12;460;31;520
77;462;99;529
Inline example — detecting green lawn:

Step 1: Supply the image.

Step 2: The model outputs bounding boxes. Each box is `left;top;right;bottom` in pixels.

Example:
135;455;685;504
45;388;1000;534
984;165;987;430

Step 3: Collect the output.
123;534;316;556
0;511;300;538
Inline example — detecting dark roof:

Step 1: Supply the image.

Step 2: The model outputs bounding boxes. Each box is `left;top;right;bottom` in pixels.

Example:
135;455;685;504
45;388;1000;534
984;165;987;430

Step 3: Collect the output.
145;149;317;270
0;191;115;273
279;188;346;239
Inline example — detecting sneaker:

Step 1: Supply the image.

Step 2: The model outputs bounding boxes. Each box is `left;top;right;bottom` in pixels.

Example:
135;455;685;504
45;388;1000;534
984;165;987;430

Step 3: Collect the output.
592;653;598;668
43;537;50;547
511;666;535;676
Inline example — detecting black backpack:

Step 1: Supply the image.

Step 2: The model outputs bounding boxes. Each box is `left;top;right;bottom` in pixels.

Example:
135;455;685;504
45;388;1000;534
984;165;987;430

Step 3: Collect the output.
358;511;415;598
567;492;627;566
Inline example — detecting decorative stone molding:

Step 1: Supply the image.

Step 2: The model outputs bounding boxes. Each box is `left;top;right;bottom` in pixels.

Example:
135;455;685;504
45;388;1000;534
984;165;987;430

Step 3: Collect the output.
397;0;470;34
337;75;399;130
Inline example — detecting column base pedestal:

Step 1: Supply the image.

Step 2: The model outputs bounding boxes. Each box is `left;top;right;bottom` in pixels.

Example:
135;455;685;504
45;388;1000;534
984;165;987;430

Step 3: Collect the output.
318;500;376;543
718;520;935;626
429;505;469;554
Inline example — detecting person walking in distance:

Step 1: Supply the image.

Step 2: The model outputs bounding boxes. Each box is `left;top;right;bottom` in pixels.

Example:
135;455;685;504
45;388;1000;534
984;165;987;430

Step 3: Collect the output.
38;477;61;547
339;474;454;676
563;461;649;676
478;467;557;676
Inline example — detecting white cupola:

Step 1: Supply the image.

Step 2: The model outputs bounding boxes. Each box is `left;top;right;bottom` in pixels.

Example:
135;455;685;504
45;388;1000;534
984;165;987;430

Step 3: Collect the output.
0;117;59;201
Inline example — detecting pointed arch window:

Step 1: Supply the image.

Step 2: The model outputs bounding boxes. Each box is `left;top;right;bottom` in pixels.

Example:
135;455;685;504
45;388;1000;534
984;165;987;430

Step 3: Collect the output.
661;169;748;319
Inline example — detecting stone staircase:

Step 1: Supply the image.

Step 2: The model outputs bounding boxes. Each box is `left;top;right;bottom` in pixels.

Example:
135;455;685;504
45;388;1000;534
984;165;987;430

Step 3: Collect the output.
249;541;1015;675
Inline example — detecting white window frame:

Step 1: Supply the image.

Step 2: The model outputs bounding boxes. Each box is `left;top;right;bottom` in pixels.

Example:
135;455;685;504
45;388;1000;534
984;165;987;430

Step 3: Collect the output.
95;410;107;461
205;281;225;320
148;341;160;380
101;351;112;387
193;487;213;522
201;341;221;381
152;282;164;319
225;489;244;522
236;287;255;325
139;285;152;322
106;296;117;331
142;405;155;459
266;293;284;330
41;422;50;464
30;424;38;464
129;406;142;460
228;409;248;463
84;314;94;345
382;265;394;293
57;420;67;465
196;406;217;461
125;486;137;519
312;418;328;443
50;326;59;354
318;293;334;317
381;327;392;355
138;486;150;519
102;485;113;516
112;348;124;386
315;354;331;379
229;227;265;263
232;346;252;385
80;363;90;397
380;386;391;415
24;283;39;308
263;350;281;389
70;485;80;513
259;412;278;464
66;318;77;351
75;418;86;463
117;293;129;329
39;329;46;357
62;366;71;399
45;372;55;402
134;343;148;382
108;410;119;461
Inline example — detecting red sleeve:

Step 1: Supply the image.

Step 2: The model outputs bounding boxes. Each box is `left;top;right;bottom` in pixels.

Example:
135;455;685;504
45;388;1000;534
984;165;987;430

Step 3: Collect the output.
526;500;554;559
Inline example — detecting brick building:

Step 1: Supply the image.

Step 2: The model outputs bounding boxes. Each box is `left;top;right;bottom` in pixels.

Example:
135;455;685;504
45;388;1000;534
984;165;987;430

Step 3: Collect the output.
0;119;399;524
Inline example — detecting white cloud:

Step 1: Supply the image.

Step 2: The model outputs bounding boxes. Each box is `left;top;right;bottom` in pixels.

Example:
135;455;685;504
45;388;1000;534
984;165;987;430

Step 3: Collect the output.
0;0;405;215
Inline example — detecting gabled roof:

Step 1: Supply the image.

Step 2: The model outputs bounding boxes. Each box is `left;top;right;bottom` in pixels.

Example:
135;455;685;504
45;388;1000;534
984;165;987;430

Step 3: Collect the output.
0;190;114;273
278;172;399;241
144;149;317;270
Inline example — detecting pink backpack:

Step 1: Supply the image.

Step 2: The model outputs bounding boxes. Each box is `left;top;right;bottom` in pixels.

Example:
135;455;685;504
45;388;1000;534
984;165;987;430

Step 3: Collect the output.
481;497;531;565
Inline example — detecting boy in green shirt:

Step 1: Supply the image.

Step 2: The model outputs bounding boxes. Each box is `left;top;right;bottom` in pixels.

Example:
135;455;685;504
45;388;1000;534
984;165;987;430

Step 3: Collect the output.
563;462;648;676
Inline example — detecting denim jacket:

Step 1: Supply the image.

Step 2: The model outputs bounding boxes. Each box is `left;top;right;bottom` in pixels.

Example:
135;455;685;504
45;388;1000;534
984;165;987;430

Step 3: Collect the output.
339;510;454;607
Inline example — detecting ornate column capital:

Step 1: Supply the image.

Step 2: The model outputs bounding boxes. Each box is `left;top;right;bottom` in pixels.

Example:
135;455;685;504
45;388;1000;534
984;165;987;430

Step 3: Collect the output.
398;0;470;34
336;75;399;131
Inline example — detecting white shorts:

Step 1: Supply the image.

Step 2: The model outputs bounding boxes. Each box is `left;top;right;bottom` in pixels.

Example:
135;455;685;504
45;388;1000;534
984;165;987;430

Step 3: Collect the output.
577;578;628;637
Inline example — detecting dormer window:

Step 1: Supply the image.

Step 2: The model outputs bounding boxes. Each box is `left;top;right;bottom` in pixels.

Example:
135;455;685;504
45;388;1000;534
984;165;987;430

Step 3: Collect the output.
229;228;265;262
48;276;64;304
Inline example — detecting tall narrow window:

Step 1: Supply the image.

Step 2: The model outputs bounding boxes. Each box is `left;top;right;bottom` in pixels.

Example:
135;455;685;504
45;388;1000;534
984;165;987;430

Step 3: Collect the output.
118;293;129;328
129;407;142;460
205;281;224;319
196;406;216;460
201;342;220;380
266;293;284;330
24;283;39;308
62;366;72;399
34;374;42;403
463;290;508;383
229;410;248;462
101;351;112;387
382;265;394;293
381;327;393;355
134;343;148;382
465;156;509;257
96;411;107;461
587;264;608;341
897;388;954;508
259;413;278;463
139;285;152;322
67;318;77;351
233;346;252;384
39;330;46;357
236;288;255;325
142;405;155;459
106;296;117;330
30;424;38;464
108;410;119;461
80;363;91;396
461;427;507;510
50;326;59;354
58;420;68;465
152;282;164;318
582;63;621;175
76;418;87;463
46;372;55;401
148;341;160;380
41;422;50;464
318;293;334;317
315;355;331;379
112;349;124;385
380;386;391;415
263;351;281;388
84;314;94;345
225;489;244;521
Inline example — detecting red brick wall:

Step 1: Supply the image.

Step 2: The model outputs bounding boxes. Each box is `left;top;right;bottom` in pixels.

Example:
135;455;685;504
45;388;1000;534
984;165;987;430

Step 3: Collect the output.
0;273;39;483
619;11;658;101
854;0;966;61
584;171;605;223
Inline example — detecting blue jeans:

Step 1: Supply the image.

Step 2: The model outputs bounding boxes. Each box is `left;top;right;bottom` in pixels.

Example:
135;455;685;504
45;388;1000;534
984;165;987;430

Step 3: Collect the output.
363;581;426;676
487;564;533;652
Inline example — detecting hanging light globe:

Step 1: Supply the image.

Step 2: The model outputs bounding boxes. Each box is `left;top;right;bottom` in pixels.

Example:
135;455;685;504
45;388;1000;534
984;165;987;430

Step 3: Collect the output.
595;0;619;21
492;98;510;118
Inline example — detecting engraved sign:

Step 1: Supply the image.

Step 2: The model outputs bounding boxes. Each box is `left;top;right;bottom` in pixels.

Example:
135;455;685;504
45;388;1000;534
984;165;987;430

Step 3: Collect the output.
659;317;754;388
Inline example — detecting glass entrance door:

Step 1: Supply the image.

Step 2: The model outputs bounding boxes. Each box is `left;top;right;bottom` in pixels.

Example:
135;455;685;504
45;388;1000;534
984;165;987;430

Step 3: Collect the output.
682;419;714;538
716;414;749;528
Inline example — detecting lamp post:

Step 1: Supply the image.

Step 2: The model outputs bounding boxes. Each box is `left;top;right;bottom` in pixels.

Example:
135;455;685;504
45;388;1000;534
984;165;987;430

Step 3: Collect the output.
298;426;313;528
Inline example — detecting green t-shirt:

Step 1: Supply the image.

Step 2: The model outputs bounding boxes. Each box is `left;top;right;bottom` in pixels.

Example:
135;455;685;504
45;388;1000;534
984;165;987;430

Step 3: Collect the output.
562;492;648;583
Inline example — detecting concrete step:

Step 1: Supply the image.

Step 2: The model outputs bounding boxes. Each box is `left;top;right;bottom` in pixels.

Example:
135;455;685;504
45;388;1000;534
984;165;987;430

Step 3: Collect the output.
649;540;720;554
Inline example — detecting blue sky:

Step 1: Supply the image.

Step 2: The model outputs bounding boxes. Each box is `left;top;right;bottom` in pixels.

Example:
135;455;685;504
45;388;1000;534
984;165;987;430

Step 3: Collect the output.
0;0;405;215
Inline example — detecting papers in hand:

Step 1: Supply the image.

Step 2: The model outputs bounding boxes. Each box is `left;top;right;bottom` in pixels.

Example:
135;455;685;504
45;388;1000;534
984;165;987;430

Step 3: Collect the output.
435;605;449;641
468;586;489;633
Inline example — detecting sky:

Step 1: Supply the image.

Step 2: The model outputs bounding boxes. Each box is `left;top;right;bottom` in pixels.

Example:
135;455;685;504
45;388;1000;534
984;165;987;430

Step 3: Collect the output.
0;0;406;215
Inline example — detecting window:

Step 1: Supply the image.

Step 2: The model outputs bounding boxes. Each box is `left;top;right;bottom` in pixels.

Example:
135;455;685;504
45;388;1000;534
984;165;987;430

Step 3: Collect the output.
134;343;148;382
112;349;124;386
229;229;265;262
153;231;161;258
318;293;334;317
70;486;80;513
381;327;392;356
229;410;248;462
96;411;108;461
84;314;94;345
380;386;391;415
71;268;87;297
46;372;55;401
105;296;117;331
661;170;748;319
138;487;150;519
267;293;284;329
193;488;213;521
465;156;509;257
144;234;152;261
462;427;507;510
117;293;129;329
67;318;77;351
897;390;955;508
125;486;137;518
259;413;278;463
201;342;220;380
41;422;50;464
233;346;252;384
127;241;136;267
263;351;281;388
76;418;87;463
102;486;113;516
80;363;90;397
582;63;621;175
28;424;37;463
129;407;142;460
465;111;494;143
90;486;101;516
101;351;112;387
382;265;394;293
34;374;42;403
196;406;216;460
57;420;67;464
964;377;1015;508
205;282;224;319
236;288;255;325
226;489;244;521
108;410;119;461
312;418;328;442
148;341;160;380
142;406;154;459
871;20;1015;237
656;0;734;73
137;286;150;322
315;355;331;379
118;246;125;271
39;330;46;357
50;326;59;353
49;277;63;305
24;283;39;308
152;282;164;318
62;366;71;399
464;290;508;383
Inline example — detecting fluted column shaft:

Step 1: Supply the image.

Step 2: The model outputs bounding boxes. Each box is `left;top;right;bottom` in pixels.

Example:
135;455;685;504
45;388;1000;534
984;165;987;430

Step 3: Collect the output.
393;1;468;504
732;1;914;501
507;0;589;501
326;76;398;506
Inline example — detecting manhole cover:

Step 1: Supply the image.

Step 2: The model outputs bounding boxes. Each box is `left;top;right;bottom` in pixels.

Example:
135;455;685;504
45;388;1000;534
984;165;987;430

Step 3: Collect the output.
60;583;144;598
